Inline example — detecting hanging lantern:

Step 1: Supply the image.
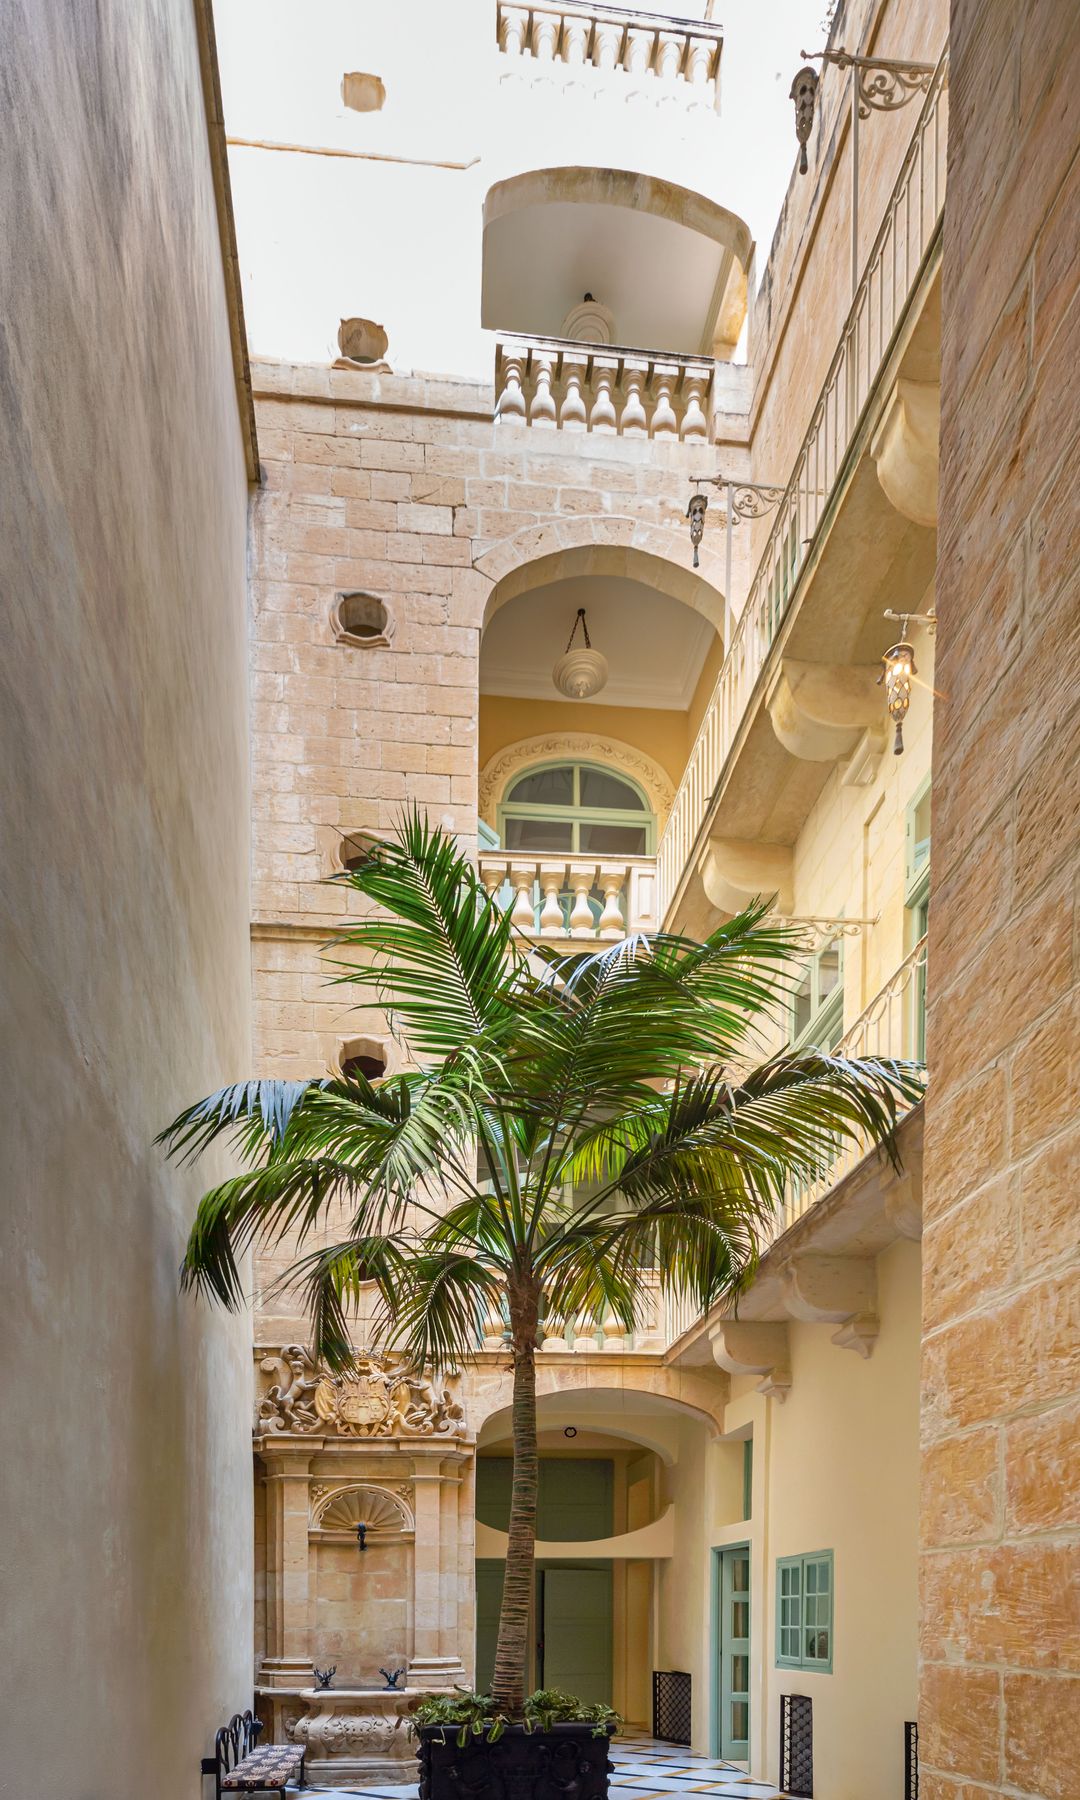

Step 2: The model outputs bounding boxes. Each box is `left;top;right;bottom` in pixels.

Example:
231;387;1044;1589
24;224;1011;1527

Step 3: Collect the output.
687;491;708;568
552;607;608;700
878;636;916;754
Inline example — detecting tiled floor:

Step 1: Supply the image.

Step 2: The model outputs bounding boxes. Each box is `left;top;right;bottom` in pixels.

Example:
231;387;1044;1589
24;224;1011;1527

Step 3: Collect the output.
300;1729;784;1799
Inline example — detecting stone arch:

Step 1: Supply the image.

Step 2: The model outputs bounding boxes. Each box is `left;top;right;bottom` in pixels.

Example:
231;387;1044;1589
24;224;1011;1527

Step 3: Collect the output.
483;167;752;271
472;520;728;635
469;1366;727;1448
478;731;676;832
311;1482;414;1535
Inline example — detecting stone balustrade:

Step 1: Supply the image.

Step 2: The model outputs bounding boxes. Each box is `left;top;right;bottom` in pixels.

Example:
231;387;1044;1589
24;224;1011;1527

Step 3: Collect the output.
494;334;715;440
479;850;659;940
496;1;723;102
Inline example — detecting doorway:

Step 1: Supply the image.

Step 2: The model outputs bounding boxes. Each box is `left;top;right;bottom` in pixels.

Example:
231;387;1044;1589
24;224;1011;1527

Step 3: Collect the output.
538;1563;613;1703
714;1545;751;1762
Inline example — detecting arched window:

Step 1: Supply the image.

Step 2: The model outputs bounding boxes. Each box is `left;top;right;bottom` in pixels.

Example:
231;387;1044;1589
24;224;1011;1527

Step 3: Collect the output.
497;761;655;856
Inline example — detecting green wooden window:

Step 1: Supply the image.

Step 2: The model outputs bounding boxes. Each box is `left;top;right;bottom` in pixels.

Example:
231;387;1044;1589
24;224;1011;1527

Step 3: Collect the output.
776;1550;833;1672
790;936;844;1051
742;1439;753;1522
497;760;655;857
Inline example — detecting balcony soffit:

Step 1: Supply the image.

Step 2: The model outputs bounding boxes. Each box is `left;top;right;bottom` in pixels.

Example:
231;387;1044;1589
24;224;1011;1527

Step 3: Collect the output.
482;168;751;355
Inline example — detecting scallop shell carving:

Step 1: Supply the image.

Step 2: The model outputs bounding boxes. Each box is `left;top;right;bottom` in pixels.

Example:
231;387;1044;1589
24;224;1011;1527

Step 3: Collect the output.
312;1483;414;1535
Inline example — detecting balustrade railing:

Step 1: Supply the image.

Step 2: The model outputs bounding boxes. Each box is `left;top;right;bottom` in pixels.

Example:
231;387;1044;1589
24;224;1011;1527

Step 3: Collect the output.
662;937;929;1347
497;1;722;101
771;935;928;1241
479;850;659;940
656;56;948;916
494;334;715;440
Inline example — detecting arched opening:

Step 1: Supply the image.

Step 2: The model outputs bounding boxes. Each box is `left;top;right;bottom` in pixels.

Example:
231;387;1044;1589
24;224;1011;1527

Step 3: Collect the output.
474;1388;718;1722
482;168;752;358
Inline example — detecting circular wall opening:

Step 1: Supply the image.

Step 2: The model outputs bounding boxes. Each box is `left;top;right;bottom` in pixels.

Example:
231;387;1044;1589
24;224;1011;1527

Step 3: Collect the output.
341;1050;386;1082
337;317;389;365
332;590;394;648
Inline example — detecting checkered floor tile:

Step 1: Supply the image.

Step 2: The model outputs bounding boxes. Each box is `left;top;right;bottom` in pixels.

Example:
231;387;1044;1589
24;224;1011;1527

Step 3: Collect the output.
298;1729;785;1798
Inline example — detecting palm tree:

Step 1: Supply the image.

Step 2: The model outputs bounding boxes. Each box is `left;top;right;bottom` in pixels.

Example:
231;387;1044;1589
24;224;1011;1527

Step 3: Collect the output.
161;811;921;1717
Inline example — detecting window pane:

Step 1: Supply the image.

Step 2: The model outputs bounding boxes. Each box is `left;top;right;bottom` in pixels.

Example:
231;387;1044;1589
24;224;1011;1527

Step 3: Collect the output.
508;765;574;807
731;1654;749;1691
504;816;572;851
733;1556;750;1592
579;767;645;811
579;822;647;855
730;1701;748;1741
818;941;841;1001
732;1600;749;1637
793;969;812;1039
913;788;931;865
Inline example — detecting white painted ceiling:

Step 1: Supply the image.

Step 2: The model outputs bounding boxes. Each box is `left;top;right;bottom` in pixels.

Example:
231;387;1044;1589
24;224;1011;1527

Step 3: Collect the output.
480;576;716;709
482;202;730;355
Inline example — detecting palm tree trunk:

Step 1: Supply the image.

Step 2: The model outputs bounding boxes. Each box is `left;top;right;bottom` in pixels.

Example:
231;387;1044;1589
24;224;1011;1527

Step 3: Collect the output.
490;1278;539;1715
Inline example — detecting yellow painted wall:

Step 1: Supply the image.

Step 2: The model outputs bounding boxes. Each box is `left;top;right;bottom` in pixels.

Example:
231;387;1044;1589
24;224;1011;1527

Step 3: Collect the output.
479;696;691;792
686;633;725;745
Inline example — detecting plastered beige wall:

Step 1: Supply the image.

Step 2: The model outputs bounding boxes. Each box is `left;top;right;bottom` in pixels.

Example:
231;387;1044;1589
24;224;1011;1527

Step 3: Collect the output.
0;2;254;1794
655;1242;920;1784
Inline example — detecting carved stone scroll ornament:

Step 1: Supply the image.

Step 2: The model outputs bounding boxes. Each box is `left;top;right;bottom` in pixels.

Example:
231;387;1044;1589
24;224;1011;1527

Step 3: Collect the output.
255;1346;466;1439
290;1707;410;1760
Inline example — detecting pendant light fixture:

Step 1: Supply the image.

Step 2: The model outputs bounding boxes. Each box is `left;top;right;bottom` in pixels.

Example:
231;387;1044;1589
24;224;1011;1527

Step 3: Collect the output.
552;607;608;700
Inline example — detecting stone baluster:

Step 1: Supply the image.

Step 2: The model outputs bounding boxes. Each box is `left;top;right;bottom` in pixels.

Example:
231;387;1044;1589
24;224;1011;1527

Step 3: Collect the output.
625;26;655;86
538;865;567;935
562;14;589;66
628;862;658;932
651;367;680;437
596;866;627;937
681;370;710;441
620;360;649;437
509;862;538;932
559;356;588;430
495;352;527;425
686;35;715;101
573;1311;600;1352
567;864;598;937
601;1310;626;1352
655;31;685;86
529;352;557;427
482;1303;507;1351
541;1316;571;1352
499;6;529;56
531;12;559;62
589;359;618;434
592;19;622;71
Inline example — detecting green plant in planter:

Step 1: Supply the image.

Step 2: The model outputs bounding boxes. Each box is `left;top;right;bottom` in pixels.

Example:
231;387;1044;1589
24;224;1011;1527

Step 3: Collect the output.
410;1688;622;1747
161;811;921;1718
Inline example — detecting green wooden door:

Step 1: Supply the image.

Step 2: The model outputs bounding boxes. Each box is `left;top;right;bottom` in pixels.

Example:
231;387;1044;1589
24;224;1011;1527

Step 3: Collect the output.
718;1546;751;1760
539;1565;613;1704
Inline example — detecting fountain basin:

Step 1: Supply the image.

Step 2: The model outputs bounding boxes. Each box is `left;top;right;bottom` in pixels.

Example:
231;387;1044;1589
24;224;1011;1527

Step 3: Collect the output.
258;1683;421;1785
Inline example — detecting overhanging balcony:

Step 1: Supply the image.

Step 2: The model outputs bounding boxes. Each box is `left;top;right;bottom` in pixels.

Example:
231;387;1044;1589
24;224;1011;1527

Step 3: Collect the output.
657;57;949;925
479;849;659;943
497;1;723;105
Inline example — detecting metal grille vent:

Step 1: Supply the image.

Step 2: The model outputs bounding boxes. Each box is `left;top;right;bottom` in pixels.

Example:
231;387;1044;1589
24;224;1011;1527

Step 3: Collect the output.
905;1721;918;1799
652;1670;692;1745
779;1693;813;1798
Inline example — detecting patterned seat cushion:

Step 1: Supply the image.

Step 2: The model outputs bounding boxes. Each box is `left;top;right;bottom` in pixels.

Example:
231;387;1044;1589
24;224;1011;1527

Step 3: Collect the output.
221;1743;304;1791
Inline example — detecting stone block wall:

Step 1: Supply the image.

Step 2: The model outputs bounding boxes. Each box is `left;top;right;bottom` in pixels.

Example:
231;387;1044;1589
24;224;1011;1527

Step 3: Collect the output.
919;2;1080;1795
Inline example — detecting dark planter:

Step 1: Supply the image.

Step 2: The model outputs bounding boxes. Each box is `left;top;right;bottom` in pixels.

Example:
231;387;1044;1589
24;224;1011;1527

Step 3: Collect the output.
417;1721;614;1800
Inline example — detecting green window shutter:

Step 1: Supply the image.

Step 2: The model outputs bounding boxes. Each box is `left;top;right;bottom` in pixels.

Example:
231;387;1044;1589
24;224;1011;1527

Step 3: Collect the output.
776;1550;833;1672
742;1439;753;1522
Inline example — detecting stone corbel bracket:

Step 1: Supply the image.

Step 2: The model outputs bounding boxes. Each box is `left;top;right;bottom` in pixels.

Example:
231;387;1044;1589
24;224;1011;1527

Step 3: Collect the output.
700;837;794;916
781;1254;880;1359
711;1320;793;1402
768;660;884;763
870;378;940;527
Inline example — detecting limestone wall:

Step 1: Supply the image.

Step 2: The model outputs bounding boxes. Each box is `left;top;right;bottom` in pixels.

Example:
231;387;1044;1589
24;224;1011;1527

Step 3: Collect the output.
0;2;254;1794
919;2;1080;1795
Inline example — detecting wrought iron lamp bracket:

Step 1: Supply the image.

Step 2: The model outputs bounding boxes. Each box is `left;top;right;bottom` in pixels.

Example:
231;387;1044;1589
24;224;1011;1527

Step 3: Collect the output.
801;48;936;117
885;606;936;635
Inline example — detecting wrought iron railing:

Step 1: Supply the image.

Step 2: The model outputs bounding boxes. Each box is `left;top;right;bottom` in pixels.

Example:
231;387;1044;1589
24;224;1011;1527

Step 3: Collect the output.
656;55;948;916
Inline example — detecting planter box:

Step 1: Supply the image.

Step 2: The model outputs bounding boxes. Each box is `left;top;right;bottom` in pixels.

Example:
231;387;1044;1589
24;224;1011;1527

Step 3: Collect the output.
417;1721;614;1800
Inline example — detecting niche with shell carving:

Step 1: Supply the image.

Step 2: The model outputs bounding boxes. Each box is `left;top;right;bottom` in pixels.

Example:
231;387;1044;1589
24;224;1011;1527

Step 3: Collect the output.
309;1485;413;1676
